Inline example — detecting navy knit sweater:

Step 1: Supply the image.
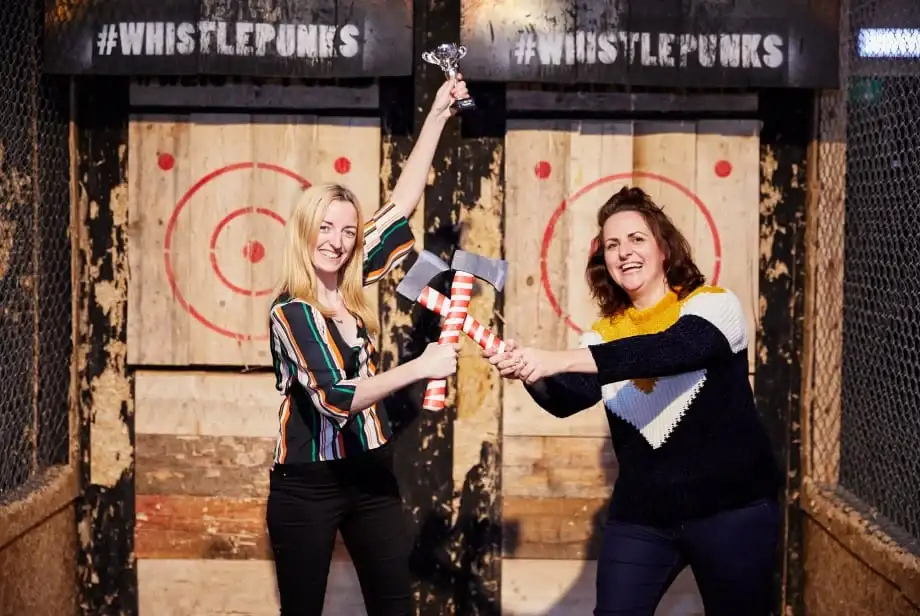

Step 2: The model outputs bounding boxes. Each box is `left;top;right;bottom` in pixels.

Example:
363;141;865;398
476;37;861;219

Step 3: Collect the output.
524;287;782;527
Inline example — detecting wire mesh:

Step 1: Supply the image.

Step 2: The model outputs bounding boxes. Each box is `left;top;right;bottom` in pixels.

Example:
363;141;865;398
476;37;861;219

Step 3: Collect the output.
811;0;920;550
0;0;73;502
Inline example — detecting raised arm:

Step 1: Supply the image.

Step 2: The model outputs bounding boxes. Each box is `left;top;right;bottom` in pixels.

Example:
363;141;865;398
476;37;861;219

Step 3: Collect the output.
494;290;748;385
271;300;458;427
360;78;469;285
385;77;468;221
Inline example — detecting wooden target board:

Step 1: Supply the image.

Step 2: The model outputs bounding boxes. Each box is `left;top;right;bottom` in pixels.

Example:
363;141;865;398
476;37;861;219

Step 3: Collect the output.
126;115;381;367
499;120;759;613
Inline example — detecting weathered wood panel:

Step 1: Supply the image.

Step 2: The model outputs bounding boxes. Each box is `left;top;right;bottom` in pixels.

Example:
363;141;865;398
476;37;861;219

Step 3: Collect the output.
502;496;607;560
136;434;275;498
135;494;350;562
126;115;381;367
136;494;272;561
502;435;616;500
75;76;138;614
134;371;278;438
501;558;703;616
138;559;364;616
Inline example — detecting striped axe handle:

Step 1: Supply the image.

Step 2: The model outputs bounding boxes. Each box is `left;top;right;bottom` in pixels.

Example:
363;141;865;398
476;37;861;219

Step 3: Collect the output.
422;271;475;411
415;286;506;354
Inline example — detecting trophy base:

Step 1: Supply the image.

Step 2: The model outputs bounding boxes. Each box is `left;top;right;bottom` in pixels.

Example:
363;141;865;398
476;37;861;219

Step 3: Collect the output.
452;97;477;112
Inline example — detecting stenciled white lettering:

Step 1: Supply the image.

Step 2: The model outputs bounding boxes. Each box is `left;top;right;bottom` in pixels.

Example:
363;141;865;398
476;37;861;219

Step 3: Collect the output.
97;21;363;59
512;28;786;70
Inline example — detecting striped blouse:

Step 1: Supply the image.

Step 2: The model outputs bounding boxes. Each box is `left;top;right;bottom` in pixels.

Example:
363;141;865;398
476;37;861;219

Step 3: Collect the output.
269;202;414;464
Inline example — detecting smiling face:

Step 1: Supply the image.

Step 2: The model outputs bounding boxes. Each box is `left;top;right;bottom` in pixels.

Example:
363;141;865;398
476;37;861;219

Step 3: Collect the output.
311;199;358;276
601;209;667;300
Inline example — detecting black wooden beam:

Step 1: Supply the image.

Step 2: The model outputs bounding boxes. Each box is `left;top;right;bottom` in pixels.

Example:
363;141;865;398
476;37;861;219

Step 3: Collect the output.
377;2;463;614
378;1;512;614
756;87;811;616
74;76;138;616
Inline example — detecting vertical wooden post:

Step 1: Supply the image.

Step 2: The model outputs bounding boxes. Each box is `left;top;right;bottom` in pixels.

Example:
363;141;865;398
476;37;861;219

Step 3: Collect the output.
450;80;506;615
756;88;812;616
377;2;462;613
378;1;505;613
74;76;138;616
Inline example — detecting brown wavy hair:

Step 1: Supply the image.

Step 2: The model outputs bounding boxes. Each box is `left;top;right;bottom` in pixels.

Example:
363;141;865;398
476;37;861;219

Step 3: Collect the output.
586;186;705;318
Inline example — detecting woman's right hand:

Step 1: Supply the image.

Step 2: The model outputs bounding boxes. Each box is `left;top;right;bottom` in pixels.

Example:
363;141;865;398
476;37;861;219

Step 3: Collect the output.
418;342;461;380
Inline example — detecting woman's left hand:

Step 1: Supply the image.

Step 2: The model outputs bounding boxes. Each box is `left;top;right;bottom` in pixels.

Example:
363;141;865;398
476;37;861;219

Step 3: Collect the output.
431;74;469;120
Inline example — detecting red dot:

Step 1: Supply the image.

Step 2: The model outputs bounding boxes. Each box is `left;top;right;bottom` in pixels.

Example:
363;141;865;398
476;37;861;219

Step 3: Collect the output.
334;157;351;175
158;152;175;171
534;160;552;179
242;240;265;264
714;160;732;178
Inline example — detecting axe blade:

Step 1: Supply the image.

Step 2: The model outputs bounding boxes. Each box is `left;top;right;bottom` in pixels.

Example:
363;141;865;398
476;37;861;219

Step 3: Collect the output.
396;250;450;301
451;250;509;293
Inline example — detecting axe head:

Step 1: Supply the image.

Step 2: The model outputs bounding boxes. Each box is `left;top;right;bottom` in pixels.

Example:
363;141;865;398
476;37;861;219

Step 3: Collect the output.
451;250;508;293
396;250;449;301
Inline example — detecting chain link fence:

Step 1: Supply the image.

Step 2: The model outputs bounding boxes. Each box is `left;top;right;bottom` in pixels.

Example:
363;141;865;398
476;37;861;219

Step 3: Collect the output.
810;0;920;553
0;0;73;503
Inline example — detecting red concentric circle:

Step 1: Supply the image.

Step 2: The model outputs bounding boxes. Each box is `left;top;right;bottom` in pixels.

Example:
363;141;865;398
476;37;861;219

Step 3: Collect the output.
163;162;310;341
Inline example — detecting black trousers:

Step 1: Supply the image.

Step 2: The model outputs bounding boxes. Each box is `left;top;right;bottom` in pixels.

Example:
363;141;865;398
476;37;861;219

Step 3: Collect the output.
595;497;781;616
266;445;411;616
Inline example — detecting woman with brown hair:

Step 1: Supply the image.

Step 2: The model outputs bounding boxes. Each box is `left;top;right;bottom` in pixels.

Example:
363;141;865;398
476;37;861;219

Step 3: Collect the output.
487;186;783;616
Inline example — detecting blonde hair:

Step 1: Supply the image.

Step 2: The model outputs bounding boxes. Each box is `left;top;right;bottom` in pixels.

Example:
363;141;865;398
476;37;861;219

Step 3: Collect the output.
274;183;379;336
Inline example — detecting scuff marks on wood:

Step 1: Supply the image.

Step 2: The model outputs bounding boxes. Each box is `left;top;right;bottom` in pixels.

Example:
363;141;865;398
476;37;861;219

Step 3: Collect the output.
135;434;275;498
377;2;511;614
756;88;811;616
74;76;138;615
448;86;507;613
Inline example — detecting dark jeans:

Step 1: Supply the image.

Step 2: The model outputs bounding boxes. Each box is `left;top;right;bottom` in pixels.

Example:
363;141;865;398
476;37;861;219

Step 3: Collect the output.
266;446;411;616
596;498;781;616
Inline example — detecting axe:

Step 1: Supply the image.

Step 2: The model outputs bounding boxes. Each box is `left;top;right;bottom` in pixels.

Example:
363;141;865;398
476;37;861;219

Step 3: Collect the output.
413;286;506;354
396;250;509;411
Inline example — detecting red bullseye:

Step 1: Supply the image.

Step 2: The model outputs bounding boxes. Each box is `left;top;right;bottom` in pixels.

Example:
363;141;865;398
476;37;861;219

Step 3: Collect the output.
164;162;311;341
541;172;722;335
714;160;733;178
158;152;175;171
243;240;266;264
209;206;286;297
334;157;351;174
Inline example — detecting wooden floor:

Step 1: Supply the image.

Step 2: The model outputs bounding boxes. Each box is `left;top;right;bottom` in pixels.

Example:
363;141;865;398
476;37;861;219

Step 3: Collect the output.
137;559;703;615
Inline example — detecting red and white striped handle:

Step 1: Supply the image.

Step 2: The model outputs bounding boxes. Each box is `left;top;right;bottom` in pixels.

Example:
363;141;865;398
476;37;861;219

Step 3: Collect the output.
415;286;506;354
422;272;475;411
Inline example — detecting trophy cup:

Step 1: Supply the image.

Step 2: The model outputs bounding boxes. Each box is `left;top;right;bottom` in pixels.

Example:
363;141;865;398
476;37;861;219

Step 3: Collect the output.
422;43;476;112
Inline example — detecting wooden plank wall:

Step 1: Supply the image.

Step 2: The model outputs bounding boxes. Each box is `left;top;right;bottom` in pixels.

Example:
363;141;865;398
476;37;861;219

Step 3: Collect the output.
126;115;381;367
500;119;761;614
127;115;382;613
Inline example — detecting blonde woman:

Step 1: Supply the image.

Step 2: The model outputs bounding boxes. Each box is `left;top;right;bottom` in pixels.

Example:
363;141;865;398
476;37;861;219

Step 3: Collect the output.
266;77;468;616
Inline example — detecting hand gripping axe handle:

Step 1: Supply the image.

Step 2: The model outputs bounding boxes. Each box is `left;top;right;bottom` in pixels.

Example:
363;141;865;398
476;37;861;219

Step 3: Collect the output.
423;269;472;410
396;250;509;411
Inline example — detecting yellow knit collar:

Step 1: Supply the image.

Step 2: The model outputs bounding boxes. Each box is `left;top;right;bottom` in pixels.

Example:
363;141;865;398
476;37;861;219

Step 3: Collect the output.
591;286;723;342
